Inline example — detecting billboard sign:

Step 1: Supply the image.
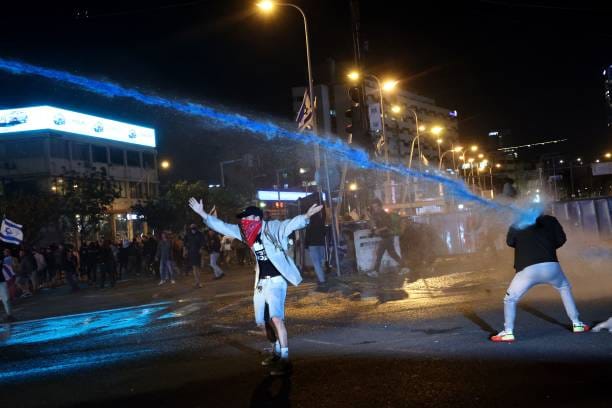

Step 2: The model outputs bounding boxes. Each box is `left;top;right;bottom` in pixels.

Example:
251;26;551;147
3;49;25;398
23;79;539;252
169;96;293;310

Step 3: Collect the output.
592;162;612;176
0;106;156;147
257;190;326;202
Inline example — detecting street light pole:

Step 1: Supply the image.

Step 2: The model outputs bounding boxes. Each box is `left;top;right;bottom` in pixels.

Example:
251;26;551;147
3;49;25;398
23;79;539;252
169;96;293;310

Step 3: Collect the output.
259;2;340;275
407;110;421;170
366;74;392;201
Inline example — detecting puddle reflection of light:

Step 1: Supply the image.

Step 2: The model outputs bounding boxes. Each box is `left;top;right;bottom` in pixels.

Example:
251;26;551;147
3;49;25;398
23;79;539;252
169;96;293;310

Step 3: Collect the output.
0;302;171;346
0;349;153;382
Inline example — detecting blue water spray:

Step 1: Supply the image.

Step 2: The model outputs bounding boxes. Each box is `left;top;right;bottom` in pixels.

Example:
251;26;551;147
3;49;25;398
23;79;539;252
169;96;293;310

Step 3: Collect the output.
0;57;536;225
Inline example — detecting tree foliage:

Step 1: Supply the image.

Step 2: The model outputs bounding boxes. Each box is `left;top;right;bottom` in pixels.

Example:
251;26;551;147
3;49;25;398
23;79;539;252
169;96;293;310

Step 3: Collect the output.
133;180;250;232
58;170;120;241
0;191;63;244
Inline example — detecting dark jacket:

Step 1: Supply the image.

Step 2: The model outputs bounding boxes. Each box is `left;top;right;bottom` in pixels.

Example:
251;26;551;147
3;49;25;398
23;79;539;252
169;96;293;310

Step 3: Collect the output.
371;210;393;238
206;234;221;254
184;230;205;255
506;215;566;272
304;208;326;247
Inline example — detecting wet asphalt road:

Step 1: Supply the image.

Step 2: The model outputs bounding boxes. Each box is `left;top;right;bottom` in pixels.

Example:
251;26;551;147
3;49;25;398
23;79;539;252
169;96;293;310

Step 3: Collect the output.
1;255;612;408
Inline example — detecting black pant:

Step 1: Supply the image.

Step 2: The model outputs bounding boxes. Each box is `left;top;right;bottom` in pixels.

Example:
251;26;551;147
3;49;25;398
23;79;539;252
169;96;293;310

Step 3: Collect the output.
99;262;115;288
374;236;403;272
86;262;97;282
65;269;80;291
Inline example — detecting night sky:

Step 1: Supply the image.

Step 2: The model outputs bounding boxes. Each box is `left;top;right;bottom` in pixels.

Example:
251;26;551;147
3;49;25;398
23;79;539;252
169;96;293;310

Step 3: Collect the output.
1;0;611;179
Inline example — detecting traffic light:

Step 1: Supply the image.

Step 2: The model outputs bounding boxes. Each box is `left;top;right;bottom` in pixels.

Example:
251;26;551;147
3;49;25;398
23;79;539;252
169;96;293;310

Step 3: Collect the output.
345;87;360;141
345;86;367;147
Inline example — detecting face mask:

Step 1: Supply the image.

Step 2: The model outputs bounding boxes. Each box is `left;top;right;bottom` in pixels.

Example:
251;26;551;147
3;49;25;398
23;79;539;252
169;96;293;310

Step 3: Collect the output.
240;219;262;247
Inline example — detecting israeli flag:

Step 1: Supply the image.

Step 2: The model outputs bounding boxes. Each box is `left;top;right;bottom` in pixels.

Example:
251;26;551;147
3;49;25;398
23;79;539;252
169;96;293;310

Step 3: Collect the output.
2;261;15;281
295;89;314;132
0;218;23;245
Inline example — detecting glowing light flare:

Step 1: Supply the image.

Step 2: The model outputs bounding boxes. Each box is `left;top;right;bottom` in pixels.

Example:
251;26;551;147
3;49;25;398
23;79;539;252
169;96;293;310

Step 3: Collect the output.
391;105;401;114
430;126;444;136
347;70;360;81
382;80;399;92
160;160;170;169
349;182;358;191
256;1;275;12
470;145;478;152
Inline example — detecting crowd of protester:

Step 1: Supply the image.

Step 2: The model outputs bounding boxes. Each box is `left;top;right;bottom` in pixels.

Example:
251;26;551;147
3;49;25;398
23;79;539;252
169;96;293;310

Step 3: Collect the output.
0;226;253;322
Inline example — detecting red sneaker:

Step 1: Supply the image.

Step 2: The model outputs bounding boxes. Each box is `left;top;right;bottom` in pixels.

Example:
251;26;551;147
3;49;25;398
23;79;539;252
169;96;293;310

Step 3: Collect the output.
572;323;590;333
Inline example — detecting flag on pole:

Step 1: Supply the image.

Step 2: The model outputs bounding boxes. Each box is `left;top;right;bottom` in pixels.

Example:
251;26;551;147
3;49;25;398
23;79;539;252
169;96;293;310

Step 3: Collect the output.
0;218;23;245
295;89;314;132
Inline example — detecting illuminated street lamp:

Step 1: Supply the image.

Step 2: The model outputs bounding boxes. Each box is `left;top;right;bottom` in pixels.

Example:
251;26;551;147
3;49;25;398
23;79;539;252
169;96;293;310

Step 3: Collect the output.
431;126;444;136
382;80;399;92
495;163;501;168
605;152;611;159
347;70;360;81
478;153;484;159
439;145;464;171
390;105;401;114
160;160;171;170
349;182;358;191
347;70;398;185
256;1;275;11
470;145;478;152
258;1;340;273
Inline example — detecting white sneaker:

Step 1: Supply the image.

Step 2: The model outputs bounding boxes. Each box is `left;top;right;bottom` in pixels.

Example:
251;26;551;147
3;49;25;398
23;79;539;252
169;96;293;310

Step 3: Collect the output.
490;330;515;342
171;280;176;284
158;280;165;285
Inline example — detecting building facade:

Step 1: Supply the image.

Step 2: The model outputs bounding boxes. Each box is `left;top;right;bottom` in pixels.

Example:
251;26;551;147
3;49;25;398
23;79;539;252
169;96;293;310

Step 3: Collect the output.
292;83;460;167
0;105;158;240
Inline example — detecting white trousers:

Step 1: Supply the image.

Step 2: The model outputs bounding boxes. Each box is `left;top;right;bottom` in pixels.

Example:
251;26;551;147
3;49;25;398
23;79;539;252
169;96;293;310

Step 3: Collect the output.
0;282;12;316
504;262;580;332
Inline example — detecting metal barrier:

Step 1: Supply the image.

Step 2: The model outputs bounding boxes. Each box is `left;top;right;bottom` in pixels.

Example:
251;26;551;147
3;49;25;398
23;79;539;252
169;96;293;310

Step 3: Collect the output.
553;197;612;241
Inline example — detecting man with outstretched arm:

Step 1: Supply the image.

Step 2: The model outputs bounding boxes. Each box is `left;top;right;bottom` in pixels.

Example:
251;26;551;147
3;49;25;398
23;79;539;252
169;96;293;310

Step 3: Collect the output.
189;198;323;375
491;211;590;342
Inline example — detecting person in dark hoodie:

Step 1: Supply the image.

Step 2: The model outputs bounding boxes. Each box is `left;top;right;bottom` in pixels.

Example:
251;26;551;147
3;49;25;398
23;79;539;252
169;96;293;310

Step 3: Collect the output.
491;208;589;342
184;224;205;288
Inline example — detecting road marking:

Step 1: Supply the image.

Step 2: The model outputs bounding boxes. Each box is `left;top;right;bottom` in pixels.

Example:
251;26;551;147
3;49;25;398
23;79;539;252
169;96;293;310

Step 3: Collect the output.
212;324;238;329
302;338;344;346
214;290;252;298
